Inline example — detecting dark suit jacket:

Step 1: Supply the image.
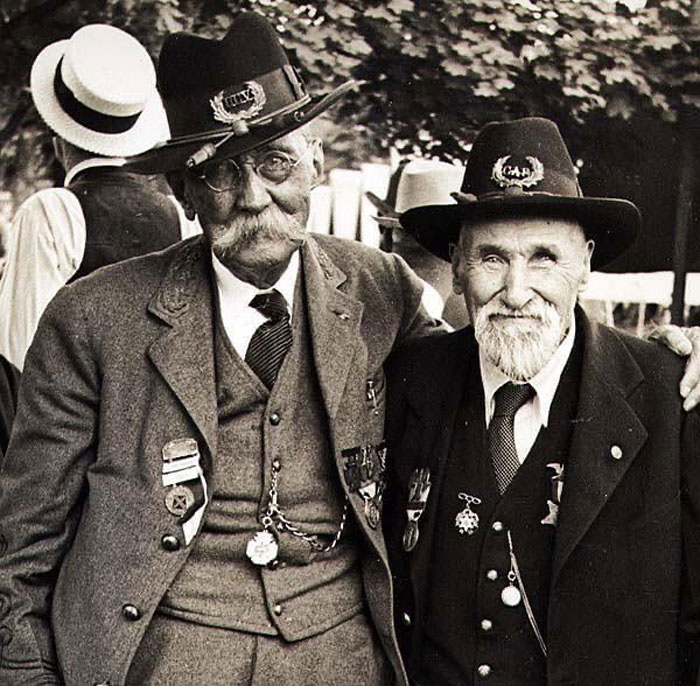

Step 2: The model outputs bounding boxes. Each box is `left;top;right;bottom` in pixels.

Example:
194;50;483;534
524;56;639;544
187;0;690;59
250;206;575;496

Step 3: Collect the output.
0;234;438;685
384;310;700;685
0;354;19;460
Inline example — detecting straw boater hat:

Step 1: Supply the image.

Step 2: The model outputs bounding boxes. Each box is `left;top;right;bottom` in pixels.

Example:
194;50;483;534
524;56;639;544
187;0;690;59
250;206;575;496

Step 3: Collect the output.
366;159;465;227
124;12;355;174
400;117;641;269
30;24;170;157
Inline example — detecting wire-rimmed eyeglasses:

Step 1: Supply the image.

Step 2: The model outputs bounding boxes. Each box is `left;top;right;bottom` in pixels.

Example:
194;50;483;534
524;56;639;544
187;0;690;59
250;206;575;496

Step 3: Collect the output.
190;146;313;193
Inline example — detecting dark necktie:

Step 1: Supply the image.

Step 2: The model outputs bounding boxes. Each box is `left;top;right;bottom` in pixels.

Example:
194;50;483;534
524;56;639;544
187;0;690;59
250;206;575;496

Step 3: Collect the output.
245;290;293;389
488;382;534;494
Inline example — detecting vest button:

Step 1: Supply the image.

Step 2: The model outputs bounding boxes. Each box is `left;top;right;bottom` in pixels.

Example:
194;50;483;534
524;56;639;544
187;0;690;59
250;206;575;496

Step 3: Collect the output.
492;521;504;533
269;412;281;426
477;664;491;678
121;604;141;621
401;612;412;626
161;534;181;552
486;569;499;581
610;444;623;460
480;619;493;632
273;604;283;616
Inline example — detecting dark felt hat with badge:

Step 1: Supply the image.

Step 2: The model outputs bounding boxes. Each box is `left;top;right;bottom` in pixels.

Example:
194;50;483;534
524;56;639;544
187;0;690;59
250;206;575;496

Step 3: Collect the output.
123;12;354;173
400;117;641;269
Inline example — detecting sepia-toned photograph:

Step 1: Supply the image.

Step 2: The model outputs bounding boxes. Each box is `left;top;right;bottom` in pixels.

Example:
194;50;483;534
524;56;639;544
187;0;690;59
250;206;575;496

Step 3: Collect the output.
0;1;699;683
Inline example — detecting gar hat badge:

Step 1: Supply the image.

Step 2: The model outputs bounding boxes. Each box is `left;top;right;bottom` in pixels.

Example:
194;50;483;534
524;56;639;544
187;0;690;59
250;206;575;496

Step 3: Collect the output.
402;467;432;552
491;155;544;190
541;462;564;527
455;492;482;535
342;443;387;529
161;437;209;546
210;80;267;134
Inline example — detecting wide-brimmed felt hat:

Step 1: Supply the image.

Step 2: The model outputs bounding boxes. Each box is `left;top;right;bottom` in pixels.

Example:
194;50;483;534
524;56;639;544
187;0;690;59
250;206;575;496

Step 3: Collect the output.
123;12;355;174
400;117;641;269
30;24;169;157
366;159;465;227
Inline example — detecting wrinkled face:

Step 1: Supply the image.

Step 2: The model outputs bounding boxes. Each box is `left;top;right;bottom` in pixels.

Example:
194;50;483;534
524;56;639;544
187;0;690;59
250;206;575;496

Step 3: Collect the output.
452;214;594;381
182;130;322;270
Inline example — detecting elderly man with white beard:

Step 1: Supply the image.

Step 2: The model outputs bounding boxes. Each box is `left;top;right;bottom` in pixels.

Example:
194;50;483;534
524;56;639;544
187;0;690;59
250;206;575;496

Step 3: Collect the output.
383;117;700;686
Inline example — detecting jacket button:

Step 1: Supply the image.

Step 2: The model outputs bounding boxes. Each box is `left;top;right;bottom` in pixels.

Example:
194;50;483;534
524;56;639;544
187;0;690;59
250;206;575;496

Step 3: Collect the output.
0;626;12;646
477;664;491;677
269;412;281;426
273;604;283;616
610;445;623;460
121;604;141;621
161;534;181;552
401;612;411;626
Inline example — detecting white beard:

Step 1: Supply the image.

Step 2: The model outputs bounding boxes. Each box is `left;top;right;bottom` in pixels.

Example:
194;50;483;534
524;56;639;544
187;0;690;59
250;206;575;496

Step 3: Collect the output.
473;300;565;381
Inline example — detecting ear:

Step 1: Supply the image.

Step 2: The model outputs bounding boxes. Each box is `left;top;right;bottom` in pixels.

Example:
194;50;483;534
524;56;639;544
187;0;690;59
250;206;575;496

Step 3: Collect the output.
578;239;595;293
167;171;197;220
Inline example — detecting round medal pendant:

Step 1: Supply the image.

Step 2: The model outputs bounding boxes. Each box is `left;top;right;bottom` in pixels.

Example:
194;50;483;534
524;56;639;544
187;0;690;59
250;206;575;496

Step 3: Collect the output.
403;520;420;552
365;500;380;529
246;530;279;566
501;585;522;607
165;484;195;517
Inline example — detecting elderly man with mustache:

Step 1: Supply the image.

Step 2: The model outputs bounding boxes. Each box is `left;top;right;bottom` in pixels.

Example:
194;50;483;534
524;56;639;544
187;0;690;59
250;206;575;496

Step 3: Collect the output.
0;13;440;686
383;117;700;686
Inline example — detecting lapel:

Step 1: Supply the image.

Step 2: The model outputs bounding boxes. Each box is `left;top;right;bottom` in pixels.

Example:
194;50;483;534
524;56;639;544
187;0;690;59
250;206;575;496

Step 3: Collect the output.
407;329;474;592
147;238;218;461
302;237;365;419
551;311;648;583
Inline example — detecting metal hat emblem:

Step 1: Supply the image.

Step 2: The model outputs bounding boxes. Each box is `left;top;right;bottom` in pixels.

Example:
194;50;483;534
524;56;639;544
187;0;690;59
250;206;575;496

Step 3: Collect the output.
210;81;267;125
491;155;544;189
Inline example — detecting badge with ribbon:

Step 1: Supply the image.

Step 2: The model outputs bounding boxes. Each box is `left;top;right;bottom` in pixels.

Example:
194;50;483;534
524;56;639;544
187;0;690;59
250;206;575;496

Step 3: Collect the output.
541;462;564;527
161;438;209;545
403;467;431;552
342;442;387;529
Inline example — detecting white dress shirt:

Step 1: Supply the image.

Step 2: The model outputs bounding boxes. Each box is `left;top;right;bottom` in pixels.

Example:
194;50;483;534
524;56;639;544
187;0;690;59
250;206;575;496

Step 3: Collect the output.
211;248;299;359
0;158;200;371
480;316;576;463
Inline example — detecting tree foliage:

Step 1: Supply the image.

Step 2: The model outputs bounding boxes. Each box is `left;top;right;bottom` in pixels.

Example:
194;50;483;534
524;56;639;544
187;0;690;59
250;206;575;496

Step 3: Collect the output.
0;0;698;198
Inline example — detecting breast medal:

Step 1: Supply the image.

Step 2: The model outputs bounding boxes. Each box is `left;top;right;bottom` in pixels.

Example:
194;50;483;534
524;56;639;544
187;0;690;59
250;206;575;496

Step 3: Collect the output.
402;467;432;552
454;492;482;535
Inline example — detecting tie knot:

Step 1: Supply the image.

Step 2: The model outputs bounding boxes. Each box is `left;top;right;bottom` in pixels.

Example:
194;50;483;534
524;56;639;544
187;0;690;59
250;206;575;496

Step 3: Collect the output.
493;382;534;418
249;290;289;322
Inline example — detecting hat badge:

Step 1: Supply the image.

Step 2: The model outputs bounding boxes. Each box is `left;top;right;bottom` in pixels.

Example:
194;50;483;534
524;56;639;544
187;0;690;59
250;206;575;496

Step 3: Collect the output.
210;80;267;126
491;155;544;189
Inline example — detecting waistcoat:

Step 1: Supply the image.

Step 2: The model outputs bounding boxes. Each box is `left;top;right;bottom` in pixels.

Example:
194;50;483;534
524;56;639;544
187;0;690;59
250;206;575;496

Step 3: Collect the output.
160;269;365;641
417;336;583;686
68;169;181;282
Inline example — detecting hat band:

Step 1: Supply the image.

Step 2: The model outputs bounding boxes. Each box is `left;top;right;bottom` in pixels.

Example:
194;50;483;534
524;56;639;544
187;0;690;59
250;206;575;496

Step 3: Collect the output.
53;58;141;135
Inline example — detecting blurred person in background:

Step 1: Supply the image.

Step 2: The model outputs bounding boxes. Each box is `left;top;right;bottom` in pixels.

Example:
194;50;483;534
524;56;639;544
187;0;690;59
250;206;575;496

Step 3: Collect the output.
0;23;198;373
367;159;469;330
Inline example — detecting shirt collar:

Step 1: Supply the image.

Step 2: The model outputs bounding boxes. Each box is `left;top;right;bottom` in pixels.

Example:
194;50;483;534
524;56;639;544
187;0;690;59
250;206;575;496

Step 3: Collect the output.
480;314;576;429
211;248;299;316
64;157;127;186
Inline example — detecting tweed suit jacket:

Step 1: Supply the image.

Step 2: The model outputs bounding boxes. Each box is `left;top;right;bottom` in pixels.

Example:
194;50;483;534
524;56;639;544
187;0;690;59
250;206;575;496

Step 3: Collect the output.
0;233;438;686
384;309;700;685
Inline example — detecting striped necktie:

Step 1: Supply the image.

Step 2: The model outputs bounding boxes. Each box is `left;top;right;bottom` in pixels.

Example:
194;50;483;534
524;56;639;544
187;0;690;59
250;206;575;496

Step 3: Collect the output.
245;290;293;389
488;382;534;494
